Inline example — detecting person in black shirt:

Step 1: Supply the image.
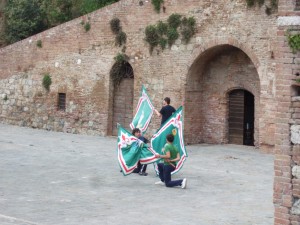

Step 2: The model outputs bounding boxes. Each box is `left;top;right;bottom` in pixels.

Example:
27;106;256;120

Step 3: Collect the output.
154;97;176;126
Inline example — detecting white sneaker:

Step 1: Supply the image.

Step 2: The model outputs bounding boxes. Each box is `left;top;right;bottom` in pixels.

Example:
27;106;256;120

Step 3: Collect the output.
155;181;164;185
181;178;187;189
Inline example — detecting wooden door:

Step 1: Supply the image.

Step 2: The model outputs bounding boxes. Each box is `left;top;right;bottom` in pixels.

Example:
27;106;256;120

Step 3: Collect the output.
228;90;244;144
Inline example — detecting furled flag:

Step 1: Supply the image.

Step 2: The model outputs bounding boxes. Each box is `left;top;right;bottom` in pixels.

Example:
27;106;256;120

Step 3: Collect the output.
117;124;159;175
151;106;187;175
130;85;154;134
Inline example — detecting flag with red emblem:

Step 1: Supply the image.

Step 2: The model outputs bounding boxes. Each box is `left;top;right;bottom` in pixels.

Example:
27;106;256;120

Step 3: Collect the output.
151;106;187;175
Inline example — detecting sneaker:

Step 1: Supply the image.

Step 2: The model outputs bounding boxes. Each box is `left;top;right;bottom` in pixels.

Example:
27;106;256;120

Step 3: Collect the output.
155;181;164;185
139;172;148;176
181;178;187;189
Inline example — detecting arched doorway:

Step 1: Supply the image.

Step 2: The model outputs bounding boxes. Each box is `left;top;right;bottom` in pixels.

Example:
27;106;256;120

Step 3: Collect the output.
228;89;254;146
111;62;134;136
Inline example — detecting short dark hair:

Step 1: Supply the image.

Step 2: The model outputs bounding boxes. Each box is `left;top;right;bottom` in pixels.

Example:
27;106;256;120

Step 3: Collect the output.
166;134;174;143
132;128;141;135
164;97;171;104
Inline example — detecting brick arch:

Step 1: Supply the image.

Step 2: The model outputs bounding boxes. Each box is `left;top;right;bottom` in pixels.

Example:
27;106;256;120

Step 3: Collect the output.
187;37;260;73
184;42;261;146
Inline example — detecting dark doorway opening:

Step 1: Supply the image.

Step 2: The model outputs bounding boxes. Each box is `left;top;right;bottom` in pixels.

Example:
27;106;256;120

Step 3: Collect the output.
111;62;134;136
228;89;254;146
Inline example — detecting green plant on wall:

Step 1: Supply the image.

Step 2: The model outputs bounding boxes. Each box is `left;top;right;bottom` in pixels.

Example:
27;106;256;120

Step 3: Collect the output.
166;28;179;46
115;31;127;46
81;20;91;32
84;22;91;32
151;0;164;13
157;21;168;35
36;40;42;48
245;0;278;14
144;14;196;53
110;17;127;47
110;53;129;86
110;18;121;34
180;16;196;44
167;14;182;29
270;0;278;8
42;73;52;91
287;33;300;53
109;18;129;86
145;25;159;53
246;0;261;7
114;52;128;62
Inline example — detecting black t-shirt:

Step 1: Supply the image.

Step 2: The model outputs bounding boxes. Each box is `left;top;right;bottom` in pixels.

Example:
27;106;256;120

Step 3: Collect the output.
160;105;176;125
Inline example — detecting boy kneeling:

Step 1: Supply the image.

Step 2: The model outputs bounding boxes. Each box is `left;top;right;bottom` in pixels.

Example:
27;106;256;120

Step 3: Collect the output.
155;134;187;189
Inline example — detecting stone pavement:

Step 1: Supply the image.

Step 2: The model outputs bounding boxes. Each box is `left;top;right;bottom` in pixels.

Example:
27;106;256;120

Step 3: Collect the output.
0;123;274;225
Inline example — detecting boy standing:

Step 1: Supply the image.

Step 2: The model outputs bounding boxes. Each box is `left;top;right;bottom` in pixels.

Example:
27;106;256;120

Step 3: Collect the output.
154;97;176;126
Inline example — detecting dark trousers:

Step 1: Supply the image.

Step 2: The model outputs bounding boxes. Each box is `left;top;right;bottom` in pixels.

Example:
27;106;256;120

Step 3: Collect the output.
133;161;147;173
157;163;182;187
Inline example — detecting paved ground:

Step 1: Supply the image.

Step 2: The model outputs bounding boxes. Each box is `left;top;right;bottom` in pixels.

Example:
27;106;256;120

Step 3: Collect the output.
0;123;274;225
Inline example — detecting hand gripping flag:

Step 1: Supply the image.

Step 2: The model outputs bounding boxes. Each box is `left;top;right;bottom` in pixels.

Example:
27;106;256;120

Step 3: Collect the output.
151;106;187;175
130;85;154;134
117;124;159;175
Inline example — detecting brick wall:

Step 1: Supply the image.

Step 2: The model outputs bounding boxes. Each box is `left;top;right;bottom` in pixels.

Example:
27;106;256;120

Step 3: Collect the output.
274;1;300;224
0;0;278;149
185;47;260;145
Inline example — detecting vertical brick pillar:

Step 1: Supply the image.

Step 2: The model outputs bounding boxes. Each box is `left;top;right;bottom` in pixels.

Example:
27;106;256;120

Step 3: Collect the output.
274;1;300;224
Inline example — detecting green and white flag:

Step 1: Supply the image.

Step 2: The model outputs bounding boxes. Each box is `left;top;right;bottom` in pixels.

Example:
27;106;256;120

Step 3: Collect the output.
151;106;187;174
117;124;159;176
130;85;154;134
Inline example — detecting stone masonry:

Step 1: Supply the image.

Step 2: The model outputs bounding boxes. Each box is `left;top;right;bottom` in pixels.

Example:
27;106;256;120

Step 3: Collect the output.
0;0;278;150
1;0;300;223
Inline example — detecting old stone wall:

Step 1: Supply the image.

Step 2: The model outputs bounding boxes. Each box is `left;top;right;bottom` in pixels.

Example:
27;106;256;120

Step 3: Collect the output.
273;1;300;224
0;0;277;149
3;0;300;223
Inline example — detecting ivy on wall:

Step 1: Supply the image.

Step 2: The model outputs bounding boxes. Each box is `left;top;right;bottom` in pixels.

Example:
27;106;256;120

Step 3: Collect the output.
287;31;300;53
245;0;278;15
110;17;127;47
80;19;91;32
144;13;196;54
151;0;164;13
42;73;52;91
109;18;128;86
110;53;129;87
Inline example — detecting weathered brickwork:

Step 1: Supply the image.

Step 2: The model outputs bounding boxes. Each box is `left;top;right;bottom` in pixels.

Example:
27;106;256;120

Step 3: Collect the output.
0;0;276;151
1;0;300;223
0;0;278;150
274;1;300;224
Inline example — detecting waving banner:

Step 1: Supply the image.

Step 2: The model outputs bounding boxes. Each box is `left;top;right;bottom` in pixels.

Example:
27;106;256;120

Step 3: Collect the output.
151;106;187;175
130;85;154;134
117;124;159;175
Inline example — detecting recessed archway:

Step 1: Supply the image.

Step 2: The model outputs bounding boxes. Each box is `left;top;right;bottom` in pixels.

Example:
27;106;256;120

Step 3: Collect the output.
185;44;260;146
110;62;134;136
